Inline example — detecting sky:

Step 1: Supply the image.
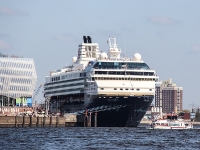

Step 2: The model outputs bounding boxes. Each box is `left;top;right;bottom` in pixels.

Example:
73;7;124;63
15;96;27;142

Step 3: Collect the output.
0;0;200;110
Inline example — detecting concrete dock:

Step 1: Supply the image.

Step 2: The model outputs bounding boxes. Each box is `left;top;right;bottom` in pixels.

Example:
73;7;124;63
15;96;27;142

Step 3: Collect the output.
0;116;64;127
1;116;200;127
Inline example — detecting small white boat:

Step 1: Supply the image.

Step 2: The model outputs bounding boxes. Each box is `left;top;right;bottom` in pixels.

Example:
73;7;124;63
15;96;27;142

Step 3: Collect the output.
150;119;193;129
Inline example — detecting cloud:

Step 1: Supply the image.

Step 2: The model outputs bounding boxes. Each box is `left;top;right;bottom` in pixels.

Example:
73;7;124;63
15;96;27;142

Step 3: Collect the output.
0;39;11;50
0;6;29;16
55;34;74;42
147;16;179;25
191;45;200;53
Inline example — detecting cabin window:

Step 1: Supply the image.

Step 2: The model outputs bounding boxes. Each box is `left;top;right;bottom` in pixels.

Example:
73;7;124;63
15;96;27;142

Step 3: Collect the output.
120;88;123;90
137;89;140;91
100;88;104;90
114;88;117;90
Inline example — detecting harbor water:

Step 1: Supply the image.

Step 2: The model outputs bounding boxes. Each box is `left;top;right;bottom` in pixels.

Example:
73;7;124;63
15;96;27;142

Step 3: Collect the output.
0;125;200;150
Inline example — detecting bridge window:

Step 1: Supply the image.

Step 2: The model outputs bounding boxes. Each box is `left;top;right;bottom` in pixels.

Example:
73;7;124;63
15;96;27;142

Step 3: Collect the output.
93;62;150;70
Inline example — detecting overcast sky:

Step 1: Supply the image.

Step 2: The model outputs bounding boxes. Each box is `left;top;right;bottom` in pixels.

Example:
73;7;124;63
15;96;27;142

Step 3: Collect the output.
0;0;200;110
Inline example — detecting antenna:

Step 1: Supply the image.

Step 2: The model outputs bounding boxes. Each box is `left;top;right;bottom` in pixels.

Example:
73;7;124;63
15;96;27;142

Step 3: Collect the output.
125;39;126;57
189;102;197;112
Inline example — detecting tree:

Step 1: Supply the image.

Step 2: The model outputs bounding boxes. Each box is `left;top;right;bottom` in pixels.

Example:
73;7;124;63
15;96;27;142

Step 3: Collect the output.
181;109;190;113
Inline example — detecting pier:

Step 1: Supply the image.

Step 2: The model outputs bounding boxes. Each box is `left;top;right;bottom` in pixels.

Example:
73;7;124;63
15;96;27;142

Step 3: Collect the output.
1;115;200;128
0;115;84;128
0;116;64;127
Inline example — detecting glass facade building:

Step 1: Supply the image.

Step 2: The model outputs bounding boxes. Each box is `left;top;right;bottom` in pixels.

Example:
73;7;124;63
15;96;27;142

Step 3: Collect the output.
0;53;37;106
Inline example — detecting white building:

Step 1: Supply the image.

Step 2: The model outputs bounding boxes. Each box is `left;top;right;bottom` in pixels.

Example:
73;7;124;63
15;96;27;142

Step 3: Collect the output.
0;53;37;106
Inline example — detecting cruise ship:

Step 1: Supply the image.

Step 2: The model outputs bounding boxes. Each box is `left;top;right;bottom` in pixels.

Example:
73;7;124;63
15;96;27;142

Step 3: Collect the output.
44;36;158;127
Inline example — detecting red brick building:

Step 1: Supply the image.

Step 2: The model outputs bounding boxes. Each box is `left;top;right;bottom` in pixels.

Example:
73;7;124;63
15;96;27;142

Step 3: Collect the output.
155;79;183;113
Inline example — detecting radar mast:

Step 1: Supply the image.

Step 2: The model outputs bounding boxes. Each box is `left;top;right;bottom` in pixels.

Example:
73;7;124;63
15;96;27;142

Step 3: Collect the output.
108;37;121;59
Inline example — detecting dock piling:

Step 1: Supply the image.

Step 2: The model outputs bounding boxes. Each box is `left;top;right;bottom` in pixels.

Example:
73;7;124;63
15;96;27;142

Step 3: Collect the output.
22;116;25;127
43;116;46;127
29;115;32;127
84;115;88;127
88;112;91;127
15;115;17;127
36;116;39;127
94;112;97;127
50;116;52;127
56;116;58;127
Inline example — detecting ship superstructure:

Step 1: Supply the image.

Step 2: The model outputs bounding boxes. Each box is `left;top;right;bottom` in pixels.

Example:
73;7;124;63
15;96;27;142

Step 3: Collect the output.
44;36;158;127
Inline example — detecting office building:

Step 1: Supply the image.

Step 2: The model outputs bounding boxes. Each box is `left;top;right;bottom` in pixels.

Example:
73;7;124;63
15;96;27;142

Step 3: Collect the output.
155;79;182;113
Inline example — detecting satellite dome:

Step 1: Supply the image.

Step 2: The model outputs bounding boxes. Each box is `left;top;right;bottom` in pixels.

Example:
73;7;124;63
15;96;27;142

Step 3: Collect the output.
72;57;77;62
100;52;108;59
133;53;141;61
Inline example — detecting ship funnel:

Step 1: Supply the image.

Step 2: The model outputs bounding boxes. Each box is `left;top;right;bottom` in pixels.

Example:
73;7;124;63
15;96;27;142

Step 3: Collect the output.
87;36;92;43
83;36;87;43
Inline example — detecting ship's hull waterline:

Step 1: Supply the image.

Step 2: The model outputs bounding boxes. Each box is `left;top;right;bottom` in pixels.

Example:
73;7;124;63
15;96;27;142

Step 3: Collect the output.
57;95;153;127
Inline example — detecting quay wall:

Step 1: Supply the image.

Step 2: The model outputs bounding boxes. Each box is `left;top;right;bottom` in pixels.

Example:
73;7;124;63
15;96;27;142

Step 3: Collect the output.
0;116;69;127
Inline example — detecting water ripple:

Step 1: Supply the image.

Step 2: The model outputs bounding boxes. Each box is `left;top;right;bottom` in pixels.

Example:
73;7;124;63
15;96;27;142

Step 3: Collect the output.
0;125;200;150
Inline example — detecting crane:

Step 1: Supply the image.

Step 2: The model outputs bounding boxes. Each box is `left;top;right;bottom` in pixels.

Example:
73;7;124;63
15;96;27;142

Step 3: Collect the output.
32;84;43;109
